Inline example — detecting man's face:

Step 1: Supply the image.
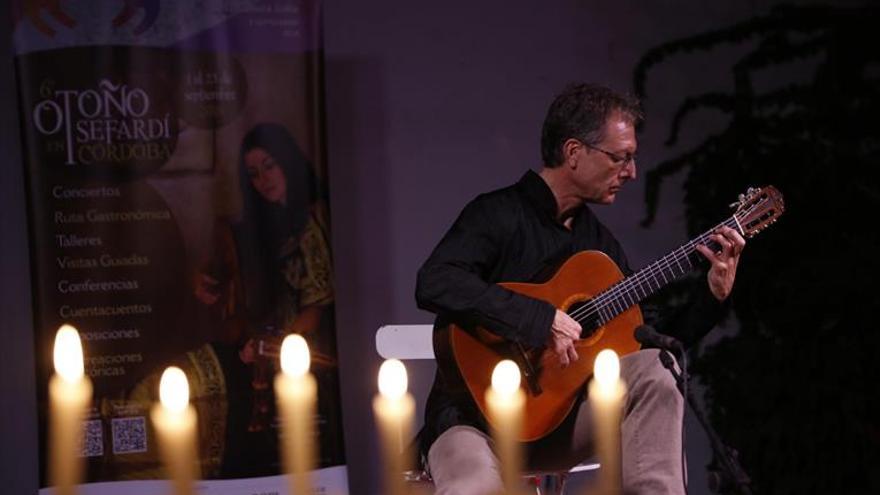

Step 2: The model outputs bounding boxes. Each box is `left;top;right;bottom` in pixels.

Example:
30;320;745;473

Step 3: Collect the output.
571;114;637;204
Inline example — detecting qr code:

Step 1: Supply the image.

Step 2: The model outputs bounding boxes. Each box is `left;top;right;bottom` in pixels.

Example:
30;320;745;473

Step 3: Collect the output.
111;416;147;454
79;419;103;457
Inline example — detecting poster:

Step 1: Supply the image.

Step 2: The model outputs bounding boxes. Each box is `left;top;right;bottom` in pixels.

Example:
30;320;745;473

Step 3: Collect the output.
11;1;347;493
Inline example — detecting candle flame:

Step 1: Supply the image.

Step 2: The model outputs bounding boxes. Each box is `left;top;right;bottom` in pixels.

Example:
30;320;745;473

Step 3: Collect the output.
491;360;521;396
378;359;408;399
593;349;620;388
280;334;310;377
159;367;190;413
53;324;84;382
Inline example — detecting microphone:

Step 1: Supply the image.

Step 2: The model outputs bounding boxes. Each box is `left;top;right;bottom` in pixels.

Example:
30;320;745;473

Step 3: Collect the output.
634;325;684;353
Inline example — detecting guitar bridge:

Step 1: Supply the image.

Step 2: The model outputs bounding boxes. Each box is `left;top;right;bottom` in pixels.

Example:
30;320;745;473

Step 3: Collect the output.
513;342;543;396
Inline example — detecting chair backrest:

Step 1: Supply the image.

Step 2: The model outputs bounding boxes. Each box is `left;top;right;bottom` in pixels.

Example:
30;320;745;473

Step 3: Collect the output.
375;324;434;360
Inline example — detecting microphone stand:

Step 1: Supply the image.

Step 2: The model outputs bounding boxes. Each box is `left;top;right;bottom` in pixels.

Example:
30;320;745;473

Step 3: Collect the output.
657;349;753;495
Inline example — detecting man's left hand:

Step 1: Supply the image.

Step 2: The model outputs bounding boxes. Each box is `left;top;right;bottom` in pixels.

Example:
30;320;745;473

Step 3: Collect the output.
696;226;746;301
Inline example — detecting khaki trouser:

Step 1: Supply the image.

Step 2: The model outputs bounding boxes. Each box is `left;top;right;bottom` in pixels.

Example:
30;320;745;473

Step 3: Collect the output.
428;349;685;495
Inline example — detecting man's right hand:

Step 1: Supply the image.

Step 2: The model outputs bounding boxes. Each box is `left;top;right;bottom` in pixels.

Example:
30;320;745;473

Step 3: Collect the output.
549;309;581;368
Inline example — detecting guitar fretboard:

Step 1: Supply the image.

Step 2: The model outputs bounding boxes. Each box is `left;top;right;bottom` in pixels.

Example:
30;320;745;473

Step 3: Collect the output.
569;216;742;329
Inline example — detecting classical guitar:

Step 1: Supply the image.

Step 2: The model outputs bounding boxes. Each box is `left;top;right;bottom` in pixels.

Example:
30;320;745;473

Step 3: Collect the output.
437;186;784;441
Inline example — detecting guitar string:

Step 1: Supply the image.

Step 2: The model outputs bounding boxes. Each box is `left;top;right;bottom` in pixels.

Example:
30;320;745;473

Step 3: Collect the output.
570;213;747;323
593;217;735;306
581;198;762;311
565;217;736;323
568;197;765;323
565;224;728;325
566;198;766;325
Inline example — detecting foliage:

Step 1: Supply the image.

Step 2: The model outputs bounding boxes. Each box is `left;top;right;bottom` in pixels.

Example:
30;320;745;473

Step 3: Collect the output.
634;4;880;494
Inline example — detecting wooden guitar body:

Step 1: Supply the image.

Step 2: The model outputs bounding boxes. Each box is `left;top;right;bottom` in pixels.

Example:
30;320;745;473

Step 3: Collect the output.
444;250;642;441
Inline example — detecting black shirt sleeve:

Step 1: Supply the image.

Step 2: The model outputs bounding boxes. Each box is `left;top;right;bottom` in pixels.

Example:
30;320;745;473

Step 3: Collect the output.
415;196;556;348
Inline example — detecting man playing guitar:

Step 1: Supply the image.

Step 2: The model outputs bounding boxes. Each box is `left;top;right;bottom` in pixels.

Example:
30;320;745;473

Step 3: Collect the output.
416;83;746;494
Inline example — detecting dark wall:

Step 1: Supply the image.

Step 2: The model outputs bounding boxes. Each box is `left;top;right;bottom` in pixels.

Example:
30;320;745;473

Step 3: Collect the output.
2;1;863;494
0;3;39;495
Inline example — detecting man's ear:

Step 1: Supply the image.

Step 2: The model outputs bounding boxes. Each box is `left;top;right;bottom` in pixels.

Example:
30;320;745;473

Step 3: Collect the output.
561;138;582;168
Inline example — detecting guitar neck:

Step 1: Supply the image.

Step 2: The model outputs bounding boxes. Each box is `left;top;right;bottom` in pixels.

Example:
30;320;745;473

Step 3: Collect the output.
575;216;742;327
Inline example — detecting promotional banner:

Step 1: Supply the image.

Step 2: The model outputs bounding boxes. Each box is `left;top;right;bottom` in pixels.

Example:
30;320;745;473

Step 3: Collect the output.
11;1;347;493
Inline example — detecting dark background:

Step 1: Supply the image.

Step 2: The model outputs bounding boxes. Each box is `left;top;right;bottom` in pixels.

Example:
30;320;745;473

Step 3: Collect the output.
2;1;876;493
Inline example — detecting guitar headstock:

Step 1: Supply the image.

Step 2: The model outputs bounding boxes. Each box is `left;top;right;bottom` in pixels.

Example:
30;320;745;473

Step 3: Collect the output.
731;186;785;238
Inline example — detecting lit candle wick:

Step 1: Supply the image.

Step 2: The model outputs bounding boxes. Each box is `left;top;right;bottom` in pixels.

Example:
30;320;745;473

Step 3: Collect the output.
594;349;620;391
159;367;189;413
378;358;408;400
54;324;84;383
491;359;521;396
281;334;310;377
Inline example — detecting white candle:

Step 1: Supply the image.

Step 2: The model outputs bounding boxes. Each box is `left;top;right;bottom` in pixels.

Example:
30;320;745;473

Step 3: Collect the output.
151;367;199;495
373;359;415;495
274;334;317;495
588;349;626;495
485;360;525;493
49;324;93;495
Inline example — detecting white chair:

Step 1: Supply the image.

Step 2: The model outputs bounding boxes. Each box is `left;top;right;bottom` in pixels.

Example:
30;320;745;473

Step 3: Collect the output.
376;324;599;495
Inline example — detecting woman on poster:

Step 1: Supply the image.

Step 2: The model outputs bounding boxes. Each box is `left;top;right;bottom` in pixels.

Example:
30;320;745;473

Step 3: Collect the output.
194;123;343;476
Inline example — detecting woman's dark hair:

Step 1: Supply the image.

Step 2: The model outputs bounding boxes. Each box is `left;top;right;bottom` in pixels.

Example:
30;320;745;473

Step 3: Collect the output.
238;123;317;240
540;83;643;167
235;123;318;323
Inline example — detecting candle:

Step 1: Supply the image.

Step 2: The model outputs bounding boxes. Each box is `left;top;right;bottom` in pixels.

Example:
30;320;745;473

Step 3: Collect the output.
485;359;525;493
151;367;199;495
274;334;317;495
588;349;626;495
373;359;415;495
49;324;93;495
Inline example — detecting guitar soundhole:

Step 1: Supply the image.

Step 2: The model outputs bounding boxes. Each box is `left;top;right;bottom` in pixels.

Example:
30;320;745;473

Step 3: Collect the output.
567;299;601;338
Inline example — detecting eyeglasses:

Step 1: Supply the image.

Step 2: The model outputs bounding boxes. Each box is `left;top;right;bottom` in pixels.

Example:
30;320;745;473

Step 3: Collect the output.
582;142;637;167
